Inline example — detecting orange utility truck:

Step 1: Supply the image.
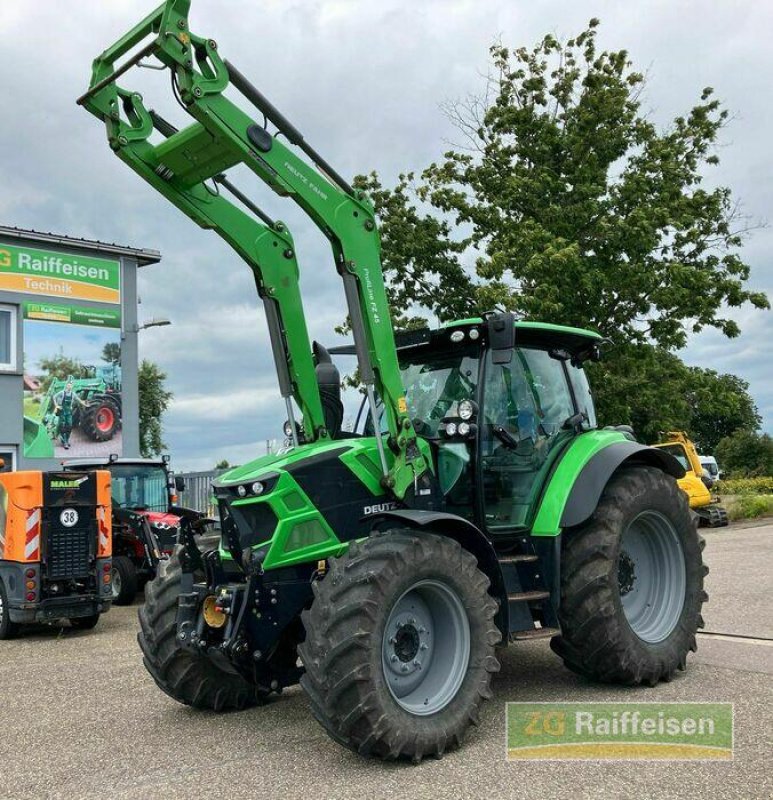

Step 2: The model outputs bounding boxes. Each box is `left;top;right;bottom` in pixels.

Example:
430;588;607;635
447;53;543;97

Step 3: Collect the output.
0;464;113;638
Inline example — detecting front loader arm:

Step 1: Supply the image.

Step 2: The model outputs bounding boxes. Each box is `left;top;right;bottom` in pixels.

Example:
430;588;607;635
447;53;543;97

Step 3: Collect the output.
78;1;431;500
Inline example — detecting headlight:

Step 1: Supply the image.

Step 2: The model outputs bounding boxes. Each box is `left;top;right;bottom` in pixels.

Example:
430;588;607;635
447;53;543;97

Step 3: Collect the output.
468;328;480;340
236;484;247;498
450;330;465;343
445;421;458;437
458;421;471;437
458;400;474;420
251;481;265;496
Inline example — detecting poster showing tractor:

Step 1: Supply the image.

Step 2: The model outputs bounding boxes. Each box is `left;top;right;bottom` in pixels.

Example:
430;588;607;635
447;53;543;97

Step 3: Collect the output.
22;302;123;458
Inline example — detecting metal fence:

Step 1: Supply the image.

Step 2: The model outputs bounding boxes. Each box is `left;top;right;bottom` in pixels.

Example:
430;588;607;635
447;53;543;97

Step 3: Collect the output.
175;469;226;518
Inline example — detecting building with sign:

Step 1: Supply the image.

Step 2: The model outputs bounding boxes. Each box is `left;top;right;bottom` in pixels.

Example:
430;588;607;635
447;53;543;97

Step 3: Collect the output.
0;226;161;472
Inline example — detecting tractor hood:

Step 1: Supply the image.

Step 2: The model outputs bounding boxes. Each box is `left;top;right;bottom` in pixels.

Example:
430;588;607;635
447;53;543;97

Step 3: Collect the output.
213;436;410;572
138;510;181;528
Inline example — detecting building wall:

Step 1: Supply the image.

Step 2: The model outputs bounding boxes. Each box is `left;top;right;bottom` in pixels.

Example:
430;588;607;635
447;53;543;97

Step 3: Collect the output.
0;232;150;472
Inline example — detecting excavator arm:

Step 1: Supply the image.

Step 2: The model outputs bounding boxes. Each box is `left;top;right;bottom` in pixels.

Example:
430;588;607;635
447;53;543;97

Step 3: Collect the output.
78;0;429;500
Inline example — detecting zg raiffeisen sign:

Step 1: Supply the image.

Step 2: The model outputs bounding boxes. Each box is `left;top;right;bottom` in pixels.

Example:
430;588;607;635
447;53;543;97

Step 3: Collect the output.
0;243;120;305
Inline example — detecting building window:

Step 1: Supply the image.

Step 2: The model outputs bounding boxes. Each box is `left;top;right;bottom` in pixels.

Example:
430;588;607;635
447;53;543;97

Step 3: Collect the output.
0;304;17;371
0;446;16;472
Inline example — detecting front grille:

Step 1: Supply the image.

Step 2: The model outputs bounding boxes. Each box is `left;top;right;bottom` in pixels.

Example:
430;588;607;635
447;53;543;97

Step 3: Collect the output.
222;499;277;549
47;528;91;579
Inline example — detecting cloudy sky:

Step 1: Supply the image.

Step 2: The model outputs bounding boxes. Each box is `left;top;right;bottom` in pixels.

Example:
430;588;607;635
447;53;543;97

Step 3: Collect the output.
2;0;770;470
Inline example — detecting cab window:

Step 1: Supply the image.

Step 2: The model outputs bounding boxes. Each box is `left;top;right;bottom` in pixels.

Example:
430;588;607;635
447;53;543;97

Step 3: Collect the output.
481;347;575;530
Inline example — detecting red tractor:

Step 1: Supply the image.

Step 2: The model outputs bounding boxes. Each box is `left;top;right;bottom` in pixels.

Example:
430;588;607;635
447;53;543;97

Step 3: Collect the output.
63;456;210;604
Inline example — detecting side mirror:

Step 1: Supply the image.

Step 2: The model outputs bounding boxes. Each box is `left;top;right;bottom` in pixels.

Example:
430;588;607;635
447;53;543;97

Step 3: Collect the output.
174;476;187;493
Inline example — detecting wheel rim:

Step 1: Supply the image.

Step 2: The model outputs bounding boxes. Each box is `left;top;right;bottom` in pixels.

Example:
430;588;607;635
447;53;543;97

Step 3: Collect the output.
381;579;470;716
0;590;5;624
618;510;686;643
96;407;115;432
112;567;121;598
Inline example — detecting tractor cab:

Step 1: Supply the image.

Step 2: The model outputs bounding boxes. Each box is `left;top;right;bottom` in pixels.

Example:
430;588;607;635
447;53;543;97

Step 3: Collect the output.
338;317;603;533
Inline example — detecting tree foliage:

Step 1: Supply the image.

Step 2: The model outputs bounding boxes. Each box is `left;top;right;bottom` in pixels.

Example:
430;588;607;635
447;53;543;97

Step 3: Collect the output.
138;360;173;458
101;342;121;365
37;352;91;392
357;20;768;441
715;430;773;477
590;345;760;450
412;19;767;346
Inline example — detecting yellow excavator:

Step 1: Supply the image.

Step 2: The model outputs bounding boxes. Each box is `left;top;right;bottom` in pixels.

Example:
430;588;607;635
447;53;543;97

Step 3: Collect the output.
653;432;728;527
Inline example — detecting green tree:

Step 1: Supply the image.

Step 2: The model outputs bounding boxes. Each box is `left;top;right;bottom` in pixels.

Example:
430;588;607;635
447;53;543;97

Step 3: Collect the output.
715;430;773;477
37;352;90;392
138;360;173;458
589;344;760;450
101;342;121;365
357;20;768;436
685;368;761;452
215;459;230;470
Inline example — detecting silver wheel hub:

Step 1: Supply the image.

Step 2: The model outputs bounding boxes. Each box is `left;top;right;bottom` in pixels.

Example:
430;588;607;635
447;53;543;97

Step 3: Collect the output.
112;568;121;598
619;510;687;643
381;579;470;716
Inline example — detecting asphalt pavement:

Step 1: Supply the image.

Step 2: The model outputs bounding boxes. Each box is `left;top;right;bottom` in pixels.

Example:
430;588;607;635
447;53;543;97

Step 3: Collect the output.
0;523;771;800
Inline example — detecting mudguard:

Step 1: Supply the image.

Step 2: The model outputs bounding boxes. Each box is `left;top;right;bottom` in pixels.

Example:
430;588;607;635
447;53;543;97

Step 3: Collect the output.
370;509;509;638
560;440;685;529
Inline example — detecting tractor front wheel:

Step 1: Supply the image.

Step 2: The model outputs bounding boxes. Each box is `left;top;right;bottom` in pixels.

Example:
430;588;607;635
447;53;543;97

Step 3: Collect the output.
138;553;263;710
299;530;500;762
552;466;708;685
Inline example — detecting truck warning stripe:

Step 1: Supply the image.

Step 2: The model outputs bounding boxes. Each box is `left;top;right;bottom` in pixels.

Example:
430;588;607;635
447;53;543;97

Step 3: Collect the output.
25;509;41;561
97;506;110;555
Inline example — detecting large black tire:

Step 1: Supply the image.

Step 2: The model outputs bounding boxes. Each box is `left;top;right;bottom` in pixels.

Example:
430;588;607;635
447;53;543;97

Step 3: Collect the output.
70;613;101;630
0;578;20;640
80;396;121;442
111;556;139;606
138;554;262;710
299;530;501;762
551;466;708;686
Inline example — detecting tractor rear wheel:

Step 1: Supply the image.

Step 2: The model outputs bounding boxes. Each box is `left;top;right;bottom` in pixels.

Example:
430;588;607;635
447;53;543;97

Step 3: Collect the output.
299;530;500;762
111;556;139;605
551;466;708;685
0;578;20;640
81;397;121;442
138;553;263;710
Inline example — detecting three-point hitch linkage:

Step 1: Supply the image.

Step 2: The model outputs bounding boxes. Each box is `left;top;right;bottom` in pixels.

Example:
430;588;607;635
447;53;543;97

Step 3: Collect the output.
77;0;432;505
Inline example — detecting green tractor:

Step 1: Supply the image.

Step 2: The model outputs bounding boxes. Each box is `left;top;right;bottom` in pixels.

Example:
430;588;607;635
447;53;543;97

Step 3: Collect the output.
24;367;122;456
80;1;708;762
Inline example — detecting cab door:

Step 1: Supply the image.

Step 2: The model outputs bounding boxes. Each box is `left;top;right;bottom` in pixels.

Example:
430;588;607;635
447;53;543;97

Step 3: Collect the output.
478;347;577;532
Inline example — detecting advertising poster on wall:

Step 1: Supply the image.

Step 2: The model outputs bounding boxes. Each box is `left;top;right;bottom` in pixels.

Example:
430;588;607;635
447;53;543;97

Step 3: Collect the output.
22;301;123;459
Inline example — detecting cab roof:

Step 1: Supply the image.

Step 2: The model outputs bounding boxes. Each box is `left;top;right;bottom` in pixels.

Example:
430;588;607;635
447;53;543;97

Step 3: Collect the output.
329;319;603;358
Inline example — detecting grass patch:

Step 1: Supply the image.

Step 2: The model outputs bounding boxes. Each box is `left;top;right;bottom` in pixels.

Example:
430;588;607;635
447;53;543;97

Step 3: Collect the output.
716;477;773;495
23;396;42;419
725;494;773;522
